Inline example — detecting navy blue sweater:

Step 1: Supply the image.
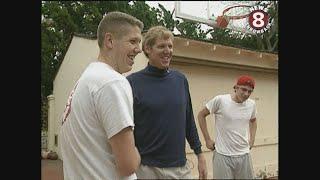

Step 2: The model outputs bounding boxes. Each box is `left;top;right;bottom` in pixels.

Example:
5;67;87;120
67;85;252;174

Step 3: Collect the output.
127;64;202;167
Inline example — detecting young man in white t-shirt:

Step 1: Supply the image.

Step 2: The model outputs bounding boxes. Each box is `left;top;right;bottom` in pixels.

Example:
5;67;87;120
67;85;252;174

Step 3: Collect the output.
198;75;258;179
59;11;143;180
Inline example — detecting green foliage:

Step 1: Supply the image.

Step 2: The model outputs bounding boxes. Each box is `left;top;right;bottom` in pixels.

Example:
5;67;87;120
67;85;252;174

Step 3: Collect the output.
41;1;278;130
128;1;159;30
156;4;175;31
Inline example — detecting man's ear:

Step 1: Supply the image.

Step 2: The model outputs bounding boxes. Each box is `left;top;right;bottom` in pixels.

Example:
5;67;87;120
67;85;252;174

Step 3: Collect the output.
103;32;113;49
144;45;151;56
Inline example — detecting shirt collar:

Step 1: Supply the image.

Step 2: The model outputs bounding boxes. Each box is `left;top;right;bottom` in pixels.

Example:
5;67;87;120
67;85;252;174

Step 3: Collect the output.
145;63;170;77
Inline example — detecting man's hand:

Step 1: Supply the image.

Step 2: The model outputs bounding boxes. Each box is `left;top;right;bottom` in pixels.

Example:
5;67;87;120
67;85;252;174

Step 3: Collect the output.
249;139;254;150
205;139;215;151
197;153;207;179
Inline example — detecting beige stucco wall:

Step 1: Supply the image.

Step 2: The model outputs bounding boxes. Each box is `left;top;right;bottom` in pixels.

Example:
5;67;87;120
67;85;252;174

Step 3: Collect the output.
49;35;278;178
169;37;278;178
171;62;278;178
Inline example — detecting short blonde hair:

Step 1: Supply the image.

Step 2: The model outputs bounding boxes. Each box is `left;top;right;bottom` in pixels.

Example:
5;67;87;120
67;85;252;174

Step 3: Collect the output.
142;26;174;58
97;11;144;48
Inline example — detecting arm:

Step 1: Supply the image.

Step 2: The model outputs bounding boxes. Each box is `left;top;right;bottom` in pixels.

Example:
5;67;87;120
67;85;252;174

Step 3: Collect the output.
197;107;215;150
196;153;207;179
109;127;141;176
184;79;202;154
96;80;140;177
249;118;257;149
183;78;207;179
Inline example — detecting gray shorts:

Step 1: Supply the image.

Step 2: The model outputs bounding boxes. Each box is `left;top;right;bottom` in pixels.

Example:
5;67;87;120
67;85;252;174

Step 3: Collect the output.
212;150;254;179
136;163;192;179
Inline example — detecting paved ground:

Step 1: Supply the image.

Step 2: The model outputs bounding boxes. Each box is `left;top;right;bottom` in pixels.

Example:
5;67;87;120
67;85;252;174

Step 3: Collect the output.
41;159;278;180
41;159;63;180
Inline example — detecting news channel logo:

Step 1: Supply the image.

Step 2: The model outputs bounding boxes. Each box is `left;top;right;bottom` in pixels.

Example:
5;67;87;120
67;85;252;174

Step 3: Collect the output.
246;5;274;34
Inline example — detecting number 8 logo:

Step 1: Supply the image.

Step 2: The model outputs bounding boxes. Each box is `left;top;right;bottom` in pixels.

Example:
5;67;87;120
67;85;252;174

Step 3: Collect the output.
253;12;265;28
248;10;269;30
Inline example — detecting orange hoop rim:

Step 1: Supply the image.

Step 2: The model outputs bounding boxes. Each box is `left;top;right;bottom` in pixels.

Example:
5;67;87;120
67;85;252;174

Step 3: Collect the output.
222;5;252;20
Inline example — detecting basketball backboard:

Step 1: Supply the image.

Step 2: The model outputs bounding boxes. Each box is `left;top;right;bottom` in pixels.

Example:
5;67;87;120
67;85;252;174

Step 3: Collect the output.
174;1;264;34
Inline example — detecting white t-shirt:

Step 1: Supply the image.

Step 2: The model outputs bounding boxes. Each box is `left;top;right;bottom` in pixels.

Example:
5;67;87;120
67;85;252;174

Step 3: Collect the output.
59;61;137;180
206;94;257;156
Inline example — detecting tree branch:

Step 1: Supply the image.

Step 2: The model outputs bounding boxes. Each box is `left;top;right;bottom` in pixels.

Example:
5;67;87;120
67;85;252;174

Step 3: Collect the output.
271;38;278;51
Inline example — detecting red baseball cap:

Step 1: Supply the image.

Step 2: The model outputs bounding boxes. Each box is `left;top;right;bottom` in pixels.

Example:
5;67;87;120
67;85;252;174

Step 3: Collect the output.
236;75;255;89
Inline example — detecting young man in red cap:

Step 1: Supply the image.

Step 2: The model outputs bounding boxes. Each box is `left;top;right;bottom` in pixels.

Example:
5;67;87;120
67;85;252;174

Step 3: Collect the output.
197;75;257;179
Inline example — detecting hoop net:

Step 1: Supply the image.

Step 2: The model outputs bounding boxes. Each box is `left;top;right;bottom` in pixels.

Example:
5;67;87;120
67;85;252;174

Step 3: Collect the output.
210;1;257;33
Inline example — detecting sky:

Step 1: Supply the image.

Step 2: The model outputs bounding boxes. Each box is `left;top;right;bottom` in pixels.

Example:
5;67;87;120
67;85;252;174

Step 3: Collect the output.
146;1;175;11
145;1;182;35
145;1;213;37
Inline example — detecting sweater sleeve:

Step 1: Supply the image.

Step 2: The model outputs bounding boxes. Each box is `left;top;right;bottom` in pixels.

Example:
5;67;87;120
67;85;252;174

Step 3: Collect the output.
184;77;202;154
126;75;135;94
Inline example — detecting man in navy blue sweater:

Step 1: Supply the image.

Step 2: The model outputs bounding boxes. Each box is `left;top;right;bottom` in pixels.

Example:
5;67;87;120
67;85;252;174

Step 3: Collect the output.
127;26;207;179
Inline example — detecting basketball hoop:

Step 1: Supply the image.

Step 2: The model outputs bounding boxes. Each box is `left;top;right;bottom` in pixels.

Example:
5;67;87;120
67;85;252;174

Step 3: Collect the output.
215;5;252;29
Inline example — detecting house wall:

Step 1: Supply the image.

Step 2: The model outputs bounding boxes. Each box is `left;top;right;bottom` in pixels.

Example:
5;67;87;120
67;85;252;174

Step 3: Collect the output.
49;35;278;178
170;62;278;178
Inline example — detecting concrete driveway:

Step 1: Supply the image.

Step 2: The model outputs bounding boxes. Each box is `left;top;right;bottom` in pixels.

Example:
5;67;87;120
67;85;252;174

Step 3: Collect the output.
41;159;63;180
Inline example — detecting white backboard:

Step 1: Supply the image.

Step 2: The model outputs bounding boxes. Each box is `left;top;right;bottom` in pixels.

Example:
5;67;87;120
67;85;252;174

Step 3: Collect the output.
174;1;259;34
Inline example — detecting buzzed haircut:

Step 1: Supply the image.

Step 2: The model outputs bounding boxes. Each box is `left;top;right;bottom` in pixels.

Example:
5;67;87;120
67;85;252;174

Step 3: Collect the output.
97;11;144;48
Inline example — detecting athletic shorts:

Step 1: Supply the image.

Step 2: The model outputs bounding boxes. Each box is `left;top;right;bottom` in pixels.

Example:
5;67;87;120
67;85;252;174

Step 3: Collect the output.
212;150;254;179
